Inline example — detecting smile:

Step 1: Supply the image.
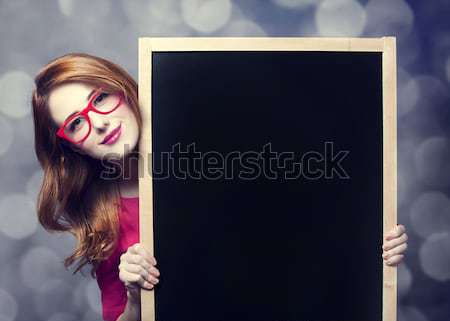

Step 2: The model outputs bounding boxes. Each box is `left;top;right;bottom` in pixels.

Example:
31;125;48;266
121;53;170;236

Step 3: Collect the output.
101;124;122;145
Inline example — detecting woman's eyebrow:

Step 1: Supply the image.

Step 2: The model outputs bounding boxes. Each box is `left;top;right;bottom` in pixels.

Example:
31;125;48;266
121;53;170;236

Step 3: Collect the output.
62;89;96;123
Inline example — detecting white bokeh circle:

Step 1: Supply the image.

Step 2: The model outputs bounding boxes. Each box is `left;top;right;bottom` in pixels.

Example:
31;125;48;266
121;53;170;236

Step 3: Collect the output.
181;0;232;33
364;0;414;38
58;0;74;17
414;137;450;188
419;232;450;282
315;0;366;37
0;194;38;240
410;191;450;238
0;70;34;119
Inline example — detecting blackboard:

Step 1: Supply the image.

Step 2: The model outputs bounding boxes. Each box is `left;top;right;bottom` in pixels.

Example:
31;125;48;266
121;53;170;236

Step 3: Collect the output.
138;38;397;321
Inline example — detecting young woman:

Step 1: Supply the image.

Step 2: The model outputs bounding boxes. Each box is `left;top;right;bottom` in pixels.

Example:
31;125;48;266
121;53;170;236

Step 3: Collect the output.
31;53;408;321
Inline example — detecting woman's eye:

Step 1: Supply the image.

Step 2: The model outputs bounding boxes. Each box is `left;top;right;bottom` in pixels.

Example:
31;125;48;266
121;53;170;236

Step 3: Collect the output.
93;92;109;106
68;117;84;132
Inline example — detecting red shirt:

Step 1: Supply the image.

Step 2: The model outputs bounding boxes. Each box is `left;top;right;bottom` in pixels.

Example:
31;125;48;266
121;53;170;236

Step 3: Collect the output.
96;196;139;321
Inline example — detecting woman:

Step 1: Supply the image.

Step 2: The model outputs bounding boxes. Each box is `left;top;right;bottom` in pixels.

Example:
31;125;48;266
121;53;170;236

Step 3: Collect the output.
31;53;408;321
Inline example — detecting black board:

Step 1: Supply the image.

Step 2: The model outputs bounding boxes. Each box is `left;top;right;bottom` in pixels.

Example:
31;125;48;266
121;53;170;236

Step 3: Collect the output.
149;50;384;321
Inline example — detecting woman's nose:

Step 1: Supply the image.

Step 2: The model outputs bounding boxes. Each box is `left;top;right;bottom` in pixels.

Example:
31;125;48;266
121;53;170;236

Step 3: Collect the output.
89;112;110;133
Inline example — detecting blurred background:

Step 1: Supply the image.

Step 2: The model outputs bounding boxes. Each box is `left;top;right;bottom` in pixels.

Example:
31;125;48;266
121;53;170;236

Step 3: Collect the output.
0;0;449;320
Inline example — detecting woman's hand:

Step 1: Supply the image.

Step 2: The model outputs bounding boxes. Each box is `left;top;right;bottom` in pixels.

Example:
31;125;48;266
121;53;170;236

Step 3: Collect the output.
119;243;160;304
382;224;408;266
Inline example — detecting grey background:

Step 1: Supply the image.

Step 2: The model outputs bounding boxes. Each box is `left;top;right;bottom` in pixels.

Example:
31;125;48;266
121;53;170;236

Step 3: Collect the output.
0;0;449;321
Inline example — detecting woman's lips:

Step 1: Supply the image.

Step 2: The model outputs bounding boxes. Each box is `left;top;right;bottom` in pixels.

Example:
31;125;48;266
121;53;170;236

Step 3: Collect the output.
101;124;122;145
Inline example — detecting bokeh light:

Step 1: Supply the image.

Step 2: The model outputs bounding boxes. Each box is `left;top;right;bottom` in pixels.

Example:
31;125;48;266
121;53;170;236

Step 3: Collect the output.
315;0;366;37
0;70;34;119
419;232;450;282
57;0;73;17
181;0;232;33
0;194;37;240
410;191;450;238
364;0;414;39
414;136;450;188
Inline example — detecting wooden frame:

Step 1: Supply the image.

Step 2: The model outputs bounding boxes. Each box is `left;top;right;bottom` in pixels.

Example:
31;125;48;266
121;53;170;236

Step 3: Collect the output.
138;37;397;321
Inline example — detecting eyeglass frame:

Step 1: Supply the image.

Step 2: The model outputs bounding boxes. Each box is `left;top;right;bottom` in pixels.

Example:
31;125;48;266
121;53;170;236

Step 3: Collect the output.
56;87;124;145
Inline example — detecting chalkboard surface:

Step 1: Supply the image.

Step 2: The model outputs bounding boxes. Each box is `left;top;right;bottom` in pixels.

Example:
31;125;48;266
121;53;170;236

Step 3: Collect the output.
138;38;397;321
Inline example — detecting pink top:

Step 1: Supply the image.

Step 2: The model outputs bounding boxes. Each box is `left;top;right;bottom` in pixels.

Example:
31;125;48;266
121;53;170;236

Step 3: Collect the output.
96;196;139;321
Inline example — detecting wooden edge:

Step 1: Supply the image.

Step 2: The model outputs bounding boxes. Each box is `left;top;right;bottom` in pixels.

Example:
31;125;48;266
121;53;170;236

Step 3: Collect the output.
138;36;394;321
382;36;398;321
143;36;384;52
139;38;155;321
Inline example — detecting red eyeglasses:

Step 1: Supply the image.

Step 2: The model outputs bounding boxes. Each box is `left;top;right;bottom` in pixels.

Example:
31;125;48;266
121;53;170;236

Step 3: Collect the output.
56;88;123;144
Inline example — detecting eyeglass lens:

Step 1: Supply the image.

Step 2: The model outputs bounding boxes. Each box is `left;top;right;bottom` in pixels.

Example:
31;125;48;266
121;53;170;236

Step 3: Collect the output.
63;92;121;142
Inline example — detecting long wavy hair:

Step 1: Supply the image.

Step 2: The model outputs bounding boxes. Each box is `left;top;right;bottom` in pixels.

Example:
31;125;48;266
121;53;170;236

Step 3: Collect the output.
31;53;142;277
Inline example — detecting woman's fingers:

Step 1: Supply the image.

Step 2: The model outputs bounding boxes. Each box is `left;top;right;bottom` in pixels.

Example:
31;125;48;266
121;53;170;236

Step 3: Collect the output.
385;254;404;266
383;242;408;260
121;263;160;285
129;243;157;266
120;252;160;277
121;251;158;270
383;232;408;251
385;224;406;241
149;266;160;278
119;268;154;290
122;252;152;270
119;243;161;291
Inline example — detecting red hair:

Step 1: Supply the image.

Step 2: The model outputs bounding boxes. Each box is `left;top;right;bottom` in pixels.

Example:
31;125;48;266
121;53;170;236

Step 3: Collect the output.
31;53;142;277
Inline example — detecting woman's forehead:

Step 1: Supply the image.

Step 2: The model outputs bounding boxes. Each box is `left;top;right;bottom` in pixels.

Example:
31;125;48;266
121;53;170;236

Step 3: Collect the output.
48;82;95;126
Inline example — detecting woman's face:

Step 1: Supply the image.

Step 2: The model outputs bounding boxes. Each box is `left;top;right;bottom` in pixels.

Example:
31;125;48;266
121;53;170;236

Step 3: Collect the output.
48;82;139;161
